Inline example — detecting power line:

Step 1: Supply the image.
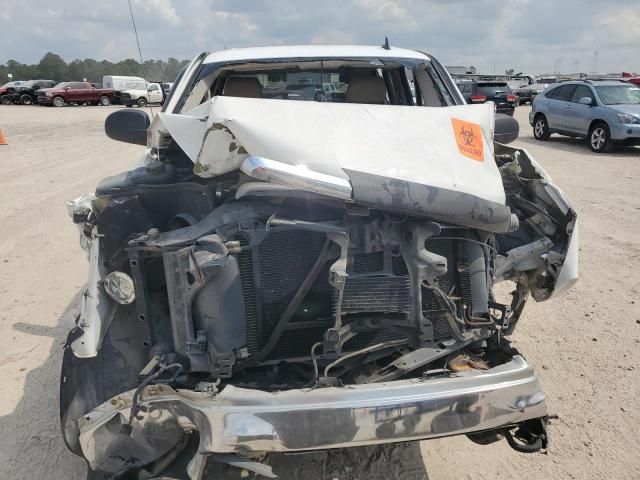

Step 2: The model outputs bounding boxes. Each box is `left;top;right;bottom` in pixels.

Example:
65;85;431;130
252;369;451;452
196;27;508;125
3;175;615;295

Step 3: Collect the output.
127;0;153;115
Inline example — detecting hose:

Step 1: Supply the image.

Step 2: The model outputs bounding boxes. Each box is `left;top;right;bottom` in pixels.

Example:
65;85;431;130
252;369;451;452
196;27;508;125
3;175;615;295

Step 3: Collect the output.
423;284;467;342
122;362;183;435
323;339;406;379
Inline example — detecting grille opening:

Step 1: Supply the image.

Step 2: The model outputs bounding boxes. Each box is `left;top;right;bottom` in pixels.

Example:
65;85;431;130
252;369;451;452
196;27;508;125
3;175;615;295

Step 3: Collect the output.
234;230;415;359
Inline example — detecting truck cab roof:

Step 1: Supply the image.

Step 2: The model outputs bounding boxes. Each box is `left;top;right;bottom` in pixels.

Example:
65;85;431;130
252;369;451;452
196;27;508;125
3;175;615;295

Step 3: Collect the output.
203;45;431;64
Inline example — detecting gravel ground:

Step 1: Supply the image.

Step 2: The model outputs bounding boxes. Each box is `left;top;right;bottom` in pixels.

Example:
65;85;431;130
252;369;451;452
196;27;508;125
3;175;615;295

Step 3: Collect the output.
0;104;638;479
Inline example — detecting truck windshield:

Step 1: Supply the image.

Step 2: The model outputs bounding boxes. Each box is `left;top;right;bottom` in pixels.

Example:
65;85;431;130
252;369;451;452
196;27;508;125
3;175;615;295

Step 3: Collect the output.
178;57;459;113
595;84;640;105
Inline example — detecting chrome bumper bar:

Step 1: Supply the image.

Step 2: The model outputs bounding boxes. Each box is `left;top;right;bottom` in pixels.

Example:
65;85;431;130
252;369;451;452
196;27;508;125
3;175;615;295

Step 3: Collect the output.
78;356;546;476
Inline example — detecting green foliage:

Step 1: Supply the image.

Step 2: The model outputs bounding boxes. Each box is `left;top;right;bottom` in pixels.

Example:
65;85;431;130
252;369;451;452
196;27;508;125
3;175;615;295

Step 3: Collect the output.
0;52;190;84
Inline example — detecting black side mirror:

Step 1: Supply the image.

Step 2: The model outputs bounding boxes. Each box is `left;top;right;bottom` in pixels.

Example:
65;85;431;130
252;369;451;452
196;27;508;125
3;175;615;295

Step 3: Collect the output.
105;109;150;146
494;113;519;144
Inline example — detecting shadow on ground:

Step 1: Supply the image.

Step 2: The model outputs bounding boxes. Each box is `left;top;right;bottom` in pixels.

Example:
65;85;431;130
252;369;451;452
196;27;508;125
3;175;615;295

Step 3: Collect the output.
516;134;640;158
240;443;429;480
0;290;87;479
2;292;429;480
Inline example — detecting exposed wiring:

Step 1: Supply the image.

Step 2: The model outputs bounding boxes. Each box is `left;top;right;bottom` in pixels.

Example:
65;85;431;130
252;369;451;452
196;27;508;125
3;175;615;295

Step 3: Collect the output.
122;362;183;435
426;236;498;255
510;194;563;225
310;342;322;382
323;339;406;379
422;283;467;341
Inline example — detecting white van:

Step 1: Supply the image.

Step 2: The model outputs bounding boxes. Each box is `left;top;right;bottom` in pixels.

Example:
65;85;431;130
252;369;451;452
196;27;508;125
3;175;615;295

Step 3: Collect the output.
102;75;147;92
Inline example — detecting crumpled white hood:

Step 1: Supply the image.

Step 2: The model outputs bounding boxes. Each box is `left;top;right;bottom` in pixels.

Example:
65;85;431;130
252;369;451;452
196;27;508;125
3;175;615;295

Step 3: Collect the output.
152;97;505;205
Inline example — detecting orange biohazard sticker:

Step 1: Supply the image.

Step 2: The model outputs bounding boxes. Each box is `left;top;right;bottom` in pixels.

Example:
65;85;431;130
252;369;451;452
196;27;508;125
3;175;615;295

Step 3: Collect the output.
451;118;484;162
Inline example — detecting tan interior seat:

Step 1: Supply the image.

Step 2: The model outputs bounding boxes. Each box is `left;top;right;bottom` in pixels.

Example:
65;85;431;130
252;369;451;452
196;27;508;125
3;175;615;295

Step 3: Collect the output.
345;76;387;104
223;77;263;98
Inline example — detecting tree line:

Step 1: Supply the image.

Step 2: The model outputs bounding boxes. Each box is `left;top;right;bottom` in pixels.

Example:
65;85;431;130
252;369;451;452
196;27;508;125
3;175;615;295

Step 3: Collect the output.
1;52;191;84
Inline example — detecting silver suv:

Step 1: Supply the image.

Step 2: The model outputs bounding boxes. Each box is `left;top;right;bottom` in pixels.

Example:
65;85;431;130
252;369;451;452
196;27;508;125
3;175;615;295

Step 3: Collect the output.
529;80;640;152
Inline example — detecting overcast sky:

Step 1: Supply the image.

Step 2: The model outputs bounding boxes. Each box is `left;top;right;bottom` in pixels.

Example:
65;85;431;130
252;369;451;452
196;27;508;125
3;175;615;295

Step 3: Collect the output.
1;0;638;74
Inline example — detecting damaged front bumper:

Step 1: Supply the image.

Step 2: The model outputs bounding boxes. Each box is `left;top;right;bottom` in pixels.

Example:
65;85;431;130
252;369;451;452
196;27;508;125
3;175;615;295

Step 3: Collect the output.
78;355;546;477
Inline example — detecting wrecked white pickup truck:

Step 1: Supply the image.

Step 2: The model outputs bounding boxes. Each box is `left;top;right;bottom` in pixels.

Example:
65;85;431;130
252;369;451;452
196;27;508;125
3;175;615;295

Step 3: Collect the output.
61;45;578;480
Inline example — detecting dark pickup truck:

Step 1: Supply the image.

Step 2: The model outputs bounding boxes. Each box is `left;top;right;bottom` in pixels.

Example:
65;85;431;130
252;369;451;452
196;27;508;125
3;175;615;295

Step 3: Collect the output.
37;82;115;107
5;80;56;105
0;81;26;104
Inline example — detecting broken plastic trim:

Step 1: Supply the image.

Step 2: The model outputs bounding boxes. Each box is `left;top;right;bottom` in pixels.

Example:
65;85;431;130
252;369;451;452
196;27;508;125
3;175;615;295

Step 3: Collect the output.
240;156;353;200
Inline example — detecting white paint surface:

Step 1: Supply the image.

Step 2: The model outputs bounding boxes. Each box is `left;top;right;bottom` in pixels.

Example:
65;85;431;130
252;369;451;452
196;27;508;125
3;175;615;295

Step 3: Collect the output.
157;97;505;205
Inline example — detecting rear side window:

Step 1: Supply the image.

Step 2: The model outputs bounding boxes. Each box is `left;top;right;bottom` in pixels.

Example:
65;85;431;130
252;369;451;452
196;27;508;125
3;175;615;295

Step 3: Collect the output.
545;86;561;99
570;85;594;103
548;84;577;101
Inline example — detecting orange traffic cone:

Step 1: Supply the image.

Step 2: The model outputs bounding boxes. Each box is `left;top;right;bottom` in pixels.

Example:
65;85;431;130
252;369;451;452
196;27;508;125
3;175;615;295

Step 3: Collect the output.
0;129;6;145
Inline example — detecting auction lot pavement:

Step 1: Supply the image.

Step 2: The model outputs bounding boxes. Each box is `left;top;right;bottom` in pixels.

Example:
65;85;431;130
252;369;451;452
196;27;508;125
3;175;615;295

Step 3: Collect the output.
0;104;638;479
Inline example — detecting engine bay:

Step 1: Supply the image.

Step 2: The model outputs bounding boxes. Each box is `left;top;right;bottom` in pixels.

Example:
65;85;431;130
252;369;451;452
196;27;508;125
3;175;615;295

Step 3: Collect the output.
64;141;575;395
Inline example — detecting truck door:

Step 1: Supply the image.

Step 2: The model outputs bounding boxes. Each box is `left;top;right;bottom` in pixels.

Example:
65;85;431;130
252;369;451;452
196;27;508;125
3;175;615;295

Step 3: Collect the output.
71;82;91;103
147;83;163;103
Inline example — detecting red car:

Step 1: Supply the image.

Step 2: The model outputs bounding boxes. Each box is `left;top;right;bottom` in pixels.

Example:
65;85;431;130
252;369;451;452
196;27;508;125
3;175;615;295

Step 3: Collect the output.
627;77;640;86
37;81;115;107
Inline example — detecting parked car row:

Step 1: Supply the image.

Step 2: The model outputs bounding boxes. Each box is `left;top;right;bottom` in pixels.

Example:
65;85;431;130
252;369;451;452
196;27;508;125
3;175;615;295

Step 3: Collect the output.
0;79;55;105
1;75;174;107
1;79;115;106
104;75;173;107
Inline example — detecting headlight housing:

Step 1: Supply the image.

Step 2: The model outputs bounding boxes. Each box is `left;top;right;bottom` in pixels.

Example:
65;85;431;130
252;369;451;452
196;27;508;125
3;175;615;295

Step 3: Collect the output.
616;112;640;124
45;92;53;97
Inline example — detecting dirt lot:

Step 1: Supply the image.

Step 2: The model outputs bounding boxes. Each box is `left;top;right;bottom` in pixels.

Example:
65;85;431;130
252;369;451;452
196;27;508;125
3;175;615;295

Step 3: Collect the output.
0;104;638;480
